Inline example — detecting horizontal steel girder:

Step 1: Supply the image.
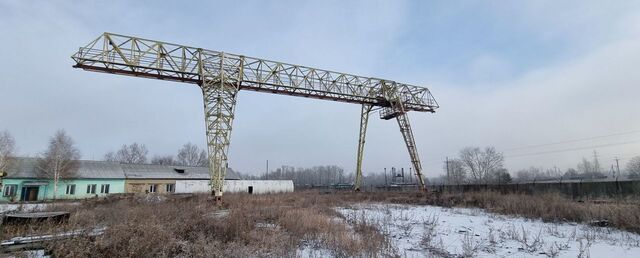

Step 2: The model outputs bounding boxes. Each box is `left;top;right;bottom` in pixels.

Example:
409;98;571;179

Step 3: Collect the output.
71;33;439;113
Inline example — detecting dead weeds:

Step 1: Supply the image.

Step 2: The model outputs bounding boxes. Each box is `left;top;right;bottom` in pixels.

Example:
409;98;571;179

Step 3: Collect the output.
2;190;640;257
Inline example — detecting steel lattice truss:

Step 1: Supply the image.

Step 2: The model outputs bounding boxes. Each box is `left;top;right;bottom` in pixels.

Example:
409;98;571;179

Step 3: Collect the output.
72;33;439;197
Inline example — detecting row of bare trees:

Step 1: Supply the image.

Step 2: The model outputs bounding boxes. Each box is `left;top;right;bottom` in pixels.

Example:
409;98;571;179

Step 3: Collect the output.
440;146;640;184
514;155;640;182
104;143;148;164
238;165;349;186
5;128;640;188
441;146;510;185
103;142;208;167
238;165;427;187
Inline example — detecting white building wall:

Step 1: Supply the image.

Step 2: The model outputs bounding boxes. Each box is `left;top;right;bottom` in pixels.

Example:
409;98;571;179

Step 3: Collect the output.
175;180;294;194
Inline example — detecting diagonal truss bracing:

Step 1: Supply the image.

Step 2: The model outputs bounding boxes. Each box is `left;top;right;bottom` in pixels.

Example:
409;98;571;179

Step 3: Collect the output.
72;33;438;112
72;32;439;197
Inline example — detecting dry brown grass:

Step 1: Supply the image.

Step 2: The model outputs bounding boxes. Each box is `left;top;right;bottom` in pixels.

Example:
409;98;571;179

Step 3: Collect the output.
427;191;640;233
2;192;395;257
2;190;640;257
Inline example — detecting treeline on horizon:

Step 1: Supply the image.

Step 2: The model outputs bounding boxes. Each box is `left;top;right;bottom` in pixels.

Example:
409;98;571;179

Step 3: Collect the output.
2;130;640;186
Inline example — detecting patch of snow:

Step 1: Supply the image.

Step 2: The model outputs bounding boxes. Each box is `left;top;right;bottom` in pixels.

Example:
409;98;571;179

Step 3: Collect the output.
296;241;333;258
0;203;51;213
337;204;640;258
0;202;80;213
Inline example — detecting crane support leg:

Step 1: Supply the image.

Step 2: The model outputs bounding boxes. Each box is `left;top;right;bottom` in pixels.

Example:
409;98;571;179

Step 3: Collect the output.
354;104;373;191
396;113;426;191
202;78;239;201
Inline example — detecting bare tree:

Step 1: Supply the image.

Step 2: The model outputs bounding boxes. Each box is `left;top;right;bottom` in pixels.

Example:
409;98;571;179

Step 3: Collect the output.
105;143;148;164
626;156;640;179
176;143;208;166
151;155;176;165
459;146;504;184
577;158;594;175
0;130;16;174
492;168;512;184
38;130;80;200
249;165;351;186
444;158;466;185
515;167;543;182
564;168;579;179
576;157;604;179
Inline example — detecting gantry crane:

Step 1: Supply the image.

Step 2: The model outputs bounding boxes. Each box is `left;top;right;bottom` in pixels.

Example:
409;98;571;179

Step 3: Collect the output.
71;33;439;200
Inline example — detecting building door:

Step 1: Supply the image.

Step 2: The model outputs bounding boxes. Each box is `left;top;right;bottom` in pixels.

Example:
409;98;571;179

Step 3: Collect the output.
248;186;253;194
22;187;39;202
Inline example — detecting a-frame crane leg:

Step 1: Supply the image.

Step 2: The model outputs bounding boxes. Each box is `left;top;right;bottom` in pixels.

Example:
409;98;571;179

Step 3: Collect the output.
354;104;373;191
396;113;427;191
202;78;239;201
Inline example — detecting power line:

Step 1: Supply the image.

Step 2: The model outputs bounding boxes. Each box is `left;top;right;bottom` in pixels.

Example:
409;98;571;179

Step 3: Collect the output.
614;152;640;158
503;129;640;151
505;139;640;158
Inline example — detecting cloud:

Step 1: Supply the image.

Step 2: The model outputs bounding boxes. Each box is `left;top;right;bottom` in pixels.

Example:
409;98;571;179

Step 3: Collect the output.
1;1;640;178
467;54;514;82
413;35;640;174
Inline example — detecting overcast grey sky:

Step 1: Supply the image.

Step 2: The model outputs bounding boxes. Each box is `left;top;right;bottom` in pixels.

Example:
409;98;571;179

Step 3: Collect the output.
1;0;640;176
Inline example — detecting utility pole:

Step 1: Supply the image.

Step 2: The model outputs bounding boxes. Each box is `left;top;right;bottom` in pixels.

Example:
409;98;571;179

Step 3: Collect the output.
615;157;621;180
593;150;601;175
384;168;388;187
266;160;269;180
409;167;413;184
446;157;450;185
391;167;395;184
610;165;615;178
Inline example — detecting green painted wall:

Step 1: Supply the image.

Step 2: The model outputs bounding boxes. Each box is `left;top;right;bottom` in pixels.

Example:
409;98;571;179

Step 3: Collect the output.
1;178;125;202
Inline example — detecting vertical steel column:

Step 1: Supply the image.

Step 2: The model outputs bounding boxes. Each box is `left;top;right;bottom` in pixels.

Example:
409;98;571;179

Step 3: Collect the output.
201;52;240;200
354;104;373;191
396;113;426;191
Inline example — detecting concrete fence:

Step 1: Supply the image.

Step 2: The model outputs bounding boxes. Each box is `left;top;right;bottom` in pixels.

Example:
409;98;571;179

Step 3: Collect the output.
429;180;640;199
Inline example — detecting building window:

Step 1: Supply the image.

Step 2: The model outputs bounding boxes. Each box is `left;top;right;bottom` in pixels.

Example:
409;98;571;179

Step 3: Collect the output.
166;184;175;193
3;185;17;196
100;184;110;194
66;184;76;195
149;184;157;193
86;184;97;194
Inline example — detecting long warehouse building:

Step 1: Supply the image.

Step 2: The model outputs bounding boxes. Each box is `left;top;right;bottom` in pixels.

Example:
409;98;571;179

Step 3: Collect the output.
0;158;293;202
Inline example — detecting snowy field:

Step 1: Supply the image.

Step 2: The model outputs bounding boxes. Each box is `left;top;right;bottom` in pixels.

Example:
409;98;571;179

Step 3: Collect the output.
337;204;640;258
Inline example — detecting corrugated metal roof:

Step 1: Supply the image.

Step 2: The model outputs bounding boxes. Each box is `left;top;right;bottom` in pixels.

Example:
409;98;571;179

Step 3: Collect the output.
121;163;240;180
5;158;240;180
6;158;125;179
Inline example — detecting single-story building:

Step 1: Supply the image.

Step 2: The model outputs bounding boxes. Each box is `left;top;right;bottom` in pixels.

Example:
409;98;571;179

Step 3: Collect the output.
123;164;294;194
0;158;294;202
1;158;126;202
176;180;294;194
121;163;241;194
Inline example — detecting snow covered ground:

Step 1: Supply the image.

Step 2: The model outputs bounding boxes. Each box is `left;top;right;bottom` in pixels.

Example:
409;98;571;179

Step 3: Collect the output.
0;202;79;213
0;203;51;213
337;204;640;258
